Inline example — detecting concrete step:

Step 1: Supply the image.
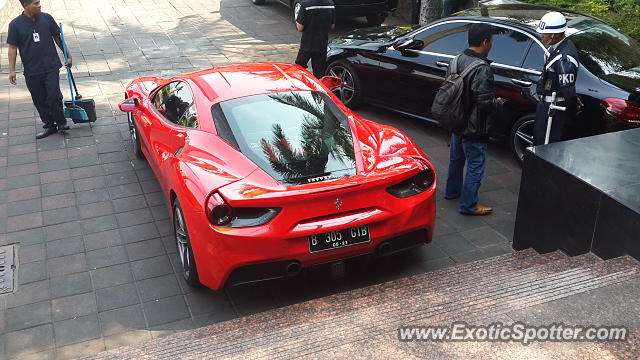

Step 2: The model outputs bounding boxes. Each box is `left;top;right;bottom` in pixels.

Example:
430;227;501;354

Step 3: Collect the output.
84;252;639;360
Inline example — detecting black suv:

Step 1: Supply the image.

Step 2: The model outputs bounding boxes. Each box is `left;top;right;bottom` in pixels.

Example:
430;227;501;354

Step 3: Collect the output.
252;0;399;26
325;4;640;162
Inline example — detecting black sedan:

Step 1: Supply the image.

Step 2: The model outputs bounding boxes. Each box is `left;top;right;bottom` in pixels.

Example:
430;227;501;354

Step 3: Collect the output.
326;3;640;162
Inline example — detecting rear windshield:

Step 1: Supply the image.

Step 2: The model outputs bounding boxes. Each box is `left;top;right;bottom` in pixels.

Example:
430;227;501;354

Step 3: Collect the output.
213;91;356;186
570;24;640;76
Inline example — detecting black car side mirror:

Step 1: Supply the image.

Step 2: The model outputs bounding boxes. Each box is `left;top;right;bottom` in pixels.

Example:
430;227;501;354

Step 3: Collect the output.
393;37;424;51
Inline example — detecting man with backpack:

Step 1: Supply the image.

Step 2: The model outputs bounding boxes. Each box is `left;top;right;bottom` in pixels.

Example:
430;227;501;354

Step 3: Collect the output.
440;23;505;216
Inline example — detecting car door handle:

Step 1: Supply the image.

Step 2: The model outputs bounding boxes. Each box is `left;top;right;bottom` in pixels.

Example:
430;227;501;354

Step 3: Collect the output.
511;79;533;87
436;61;449;68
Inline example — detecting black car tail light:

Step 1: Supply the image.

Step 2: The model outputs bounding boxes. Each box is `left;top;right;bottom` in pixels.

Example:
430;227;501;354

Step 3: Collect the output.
602;98;640;126
205;192;234;226
386;165;435;199
205;192;281;228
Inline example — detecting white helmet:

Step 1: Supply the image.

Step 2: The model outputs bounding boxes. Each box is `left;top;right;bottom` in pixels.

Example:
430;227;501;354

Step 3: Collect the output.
536;12;567;34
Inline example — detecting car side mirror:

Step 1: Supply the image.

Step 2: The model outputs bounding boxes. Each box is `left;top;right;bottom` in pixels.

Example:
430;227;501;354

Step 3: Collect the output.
118;98;137;112
393;37;424;51
320;75;343;89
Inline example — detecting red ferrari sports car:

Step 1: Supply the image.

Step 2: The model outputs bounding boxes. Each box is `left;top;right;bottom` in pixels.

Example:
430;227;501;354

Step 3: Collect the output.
119;62;436;290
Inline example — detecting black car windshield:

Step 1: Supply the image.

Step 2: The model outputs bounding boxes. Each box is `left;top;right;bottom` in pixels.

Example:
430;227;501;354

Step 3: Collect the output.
570;24;640;76
212;91;356;186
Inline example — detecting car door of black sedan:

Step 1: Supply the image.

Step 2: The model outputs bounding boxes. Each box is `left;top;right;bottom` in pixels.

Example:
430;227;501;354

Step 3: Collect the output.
371;22;470;119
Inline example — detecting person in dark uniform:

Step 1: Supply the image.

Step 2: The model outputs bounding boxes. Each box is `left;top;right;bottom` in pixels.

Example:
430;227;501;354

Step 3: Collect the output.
533;11;580;146
7;0;72;139
295;0;336;78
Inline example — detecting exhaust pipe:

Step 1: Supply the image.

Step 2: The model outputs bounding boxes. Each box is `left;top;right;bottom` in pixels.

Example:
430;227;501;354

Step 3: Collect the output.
285;261;301;277
377;242;392;256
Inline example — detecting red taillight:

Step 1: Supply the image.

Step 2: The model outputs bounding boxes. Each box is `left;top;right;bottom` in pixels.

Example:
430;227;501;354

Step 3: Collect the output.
205;192;234;226
602;98;640;125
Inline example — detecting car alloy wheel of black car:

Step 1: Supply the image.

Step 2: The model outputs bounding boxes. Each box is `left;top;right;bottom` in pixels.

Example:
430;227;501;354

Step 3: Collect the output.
326;3;640;163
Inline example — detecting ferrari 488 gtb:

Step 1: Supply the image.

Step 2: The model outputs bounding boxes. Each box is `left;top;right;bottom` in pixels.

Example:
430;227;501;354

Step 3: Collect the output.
119;62;436;290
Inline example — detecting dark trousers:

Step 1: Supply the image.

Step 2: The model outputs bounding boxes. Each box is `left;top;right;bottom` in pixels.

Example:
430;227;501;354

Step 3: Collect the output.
295;50;327;79
25;70;66;129
534;100;569;146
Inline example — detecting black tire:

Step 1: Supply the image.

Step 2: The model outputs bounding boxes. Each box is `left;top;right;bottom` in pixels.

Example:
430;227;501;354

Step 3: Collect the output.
366;13;387;26
252;0;266;5
326;60;363;108
293;0;303;25
509;114;536;164
173;200;200;286
126;101;144;159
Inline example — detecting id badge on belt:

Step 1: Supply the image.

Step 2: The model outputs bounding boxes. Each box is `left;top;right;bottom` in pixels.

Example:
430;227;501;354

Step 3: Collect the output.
33;32;40;42
544;78;552;91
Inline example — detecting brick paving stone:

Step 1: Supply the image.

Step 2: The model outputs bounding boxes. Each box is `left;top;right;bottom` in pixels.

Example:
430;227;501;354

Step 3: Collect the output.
45;236;85;258
41;193;76;211
76;189;111;205
74;176;108;192
7;227;44;246
4;300;52;332
55;339;105;360
47;253;87;277
86;246;129;269
39;168;72;184
7;212;43;232
51;292;98;322
17;260;47;285
81;215;119;234
43;222;82;241
90;263;134;290
131;255;173;281
137;274;182;302
54;313;102;347
49;272;93;299
143;295;190;327
120;222;160;244
41;181;74;197
99;304;147;337
42;206;79;225
7;198;42;216
83;229;123;251
78;201;114;219
96;283;140;312
124;238;166;262
18;243;46;263
112;195;148;213
5;280;50;308
3;324;54;359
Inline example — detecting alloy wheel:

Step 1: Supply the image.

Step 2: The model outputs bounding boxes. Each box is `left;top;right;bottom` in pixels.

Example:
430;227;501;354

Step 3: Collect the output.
514;119;535;162
328;65;356;104
128;112;137;144
174;206;191;278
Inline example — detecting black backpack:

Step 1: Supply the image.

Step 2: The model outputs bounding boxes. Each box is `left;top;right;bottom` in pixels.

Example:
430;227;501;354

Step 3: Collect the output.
431;55;485;133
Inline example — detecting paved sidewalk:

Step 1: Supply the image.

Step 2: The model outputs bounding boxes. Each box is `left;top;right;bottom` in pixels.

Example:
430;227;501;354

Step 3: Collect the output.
0;1;522;359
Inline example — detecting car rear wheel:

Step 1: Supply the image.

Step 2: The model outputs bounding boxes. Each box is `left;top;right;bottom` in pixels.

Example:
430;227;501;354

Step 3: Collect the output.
509;114;536;164
174;200;200;286
326;60;362;108
126;102;144;159
366;13;387;26
252;0;266;4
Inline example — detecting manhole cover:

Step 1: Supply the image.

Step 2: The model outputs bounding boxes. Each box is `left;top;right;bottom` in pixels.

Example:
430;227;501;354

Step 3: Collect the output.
0;244;17;294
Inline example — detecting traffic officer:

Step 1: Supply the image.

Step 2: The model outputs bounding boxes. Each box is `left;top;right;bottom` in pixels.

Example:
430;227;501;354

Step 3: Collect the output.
533;11;580;146
295;0;336;78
